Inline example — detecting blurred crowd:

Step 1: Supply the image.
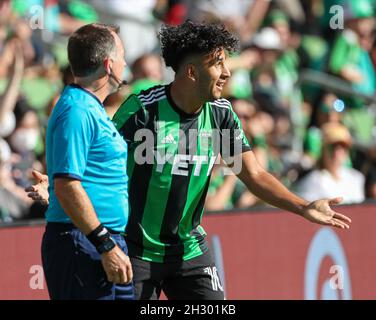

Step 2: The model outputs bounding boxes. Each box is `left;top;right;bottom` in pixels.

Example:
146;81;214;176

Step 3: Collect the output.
1;0;376;222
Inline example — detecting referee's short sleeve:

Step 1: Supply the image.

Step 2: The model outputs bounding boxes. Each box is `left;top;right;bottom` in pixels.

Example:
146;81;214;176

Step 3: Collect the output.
52;106;95;180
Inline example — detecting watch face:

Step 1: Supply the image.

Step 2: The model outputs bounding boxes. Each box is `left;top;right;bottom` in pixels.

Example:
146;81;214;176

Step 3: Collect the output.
106;238;116;250
99;238;116;254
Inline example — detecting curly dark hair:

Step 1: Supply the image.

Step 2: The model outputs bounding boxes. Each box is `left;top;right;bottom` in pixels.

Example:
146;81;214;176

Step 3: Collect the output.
159;20;239;72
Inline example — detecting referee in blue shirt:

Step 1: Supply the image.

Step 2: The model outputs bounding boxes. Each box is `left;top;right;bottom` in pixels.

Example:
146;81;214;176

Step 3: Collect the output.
42;23;133;300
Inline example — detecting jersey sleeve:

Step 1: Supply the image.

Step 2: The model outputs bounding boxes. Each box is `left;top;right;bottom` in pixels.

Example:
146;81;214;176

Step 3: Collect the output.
217;99;251;161
52;106;95;180
112;94;147;146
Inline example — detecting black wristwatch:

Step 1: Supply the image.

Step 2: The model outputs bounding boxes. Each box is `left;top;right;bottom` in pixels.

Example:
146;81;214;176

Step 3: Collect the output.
97;237;116;254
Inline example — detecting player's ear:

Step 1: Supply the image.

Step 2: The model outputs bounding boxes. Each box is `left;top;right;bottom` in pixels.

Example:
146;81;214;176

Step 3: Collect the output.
186;63;197;82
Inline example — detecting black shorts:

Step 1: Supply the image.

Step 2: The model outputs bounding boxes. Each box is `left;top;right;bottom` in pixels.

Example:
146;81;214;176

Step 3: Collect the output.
42;222;134;300
131;250;225;300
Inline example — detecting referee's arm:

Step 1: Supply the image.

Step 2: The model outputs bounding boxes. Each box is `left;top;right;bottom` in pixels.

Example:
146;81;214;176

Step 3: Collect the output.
54;178;102;235
54;177;133;285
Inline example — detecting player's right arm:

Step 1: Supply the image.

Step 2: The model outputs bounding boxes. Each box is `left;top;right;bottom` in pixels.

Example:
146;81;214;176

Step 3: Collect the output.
25;170;49;205
111;94;147;144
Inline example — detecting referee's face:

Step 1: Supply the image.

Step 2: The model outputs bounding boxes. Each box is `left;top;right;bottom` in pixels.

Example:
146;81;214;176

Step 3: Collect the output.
197;48;231;101
109;31;126;90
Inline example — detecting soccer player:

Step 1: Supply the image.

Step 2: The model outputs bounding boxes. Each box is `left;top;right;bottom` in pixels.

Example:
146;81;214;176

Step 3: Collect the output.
28;20;351;300
112;20;351;300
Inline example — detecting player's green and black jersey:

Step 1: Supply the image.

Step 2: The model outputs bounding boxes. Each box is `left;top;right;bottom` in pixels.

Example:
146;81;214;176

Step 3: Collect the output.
112;84;251;263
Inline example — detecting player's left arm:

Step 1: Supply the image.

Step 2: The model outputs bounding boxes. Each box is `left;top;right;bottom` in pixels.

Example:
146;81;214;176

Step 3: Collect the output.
220;100;351;229
235;150;351;229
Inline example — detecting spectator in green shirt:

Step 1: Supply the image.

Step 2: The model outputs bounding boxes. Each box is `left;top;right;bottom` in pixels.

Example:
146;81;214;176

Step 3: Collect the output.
328;0;376;100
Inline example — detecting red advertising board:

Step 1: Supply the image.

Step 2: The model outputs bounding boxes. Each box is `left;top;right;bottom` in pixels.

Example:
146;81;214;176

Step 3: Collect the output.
0;203;375;299
0;225;48;299
203;203;376;299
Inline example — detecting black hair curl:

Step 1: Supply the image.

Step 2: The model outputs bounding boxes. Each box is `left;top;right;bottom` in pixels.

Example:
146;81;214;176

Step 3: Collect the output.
159;20;239;72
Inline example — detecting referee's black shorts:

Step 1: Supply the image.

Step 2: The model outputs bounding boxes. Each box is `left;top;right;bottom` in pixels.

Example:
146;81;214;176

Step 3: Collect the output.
131;250;225;300
41;222;134;300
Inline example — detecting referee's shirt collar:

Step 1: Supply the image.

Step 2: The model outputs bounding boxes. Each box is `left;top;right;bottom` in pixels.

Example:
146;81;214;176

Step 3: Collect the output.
68;83;104;108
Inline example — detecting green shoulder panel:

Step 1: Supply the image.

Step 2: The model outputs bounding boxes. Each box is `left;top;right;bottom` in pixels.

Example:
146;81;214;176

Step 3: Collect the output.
112;94;143;131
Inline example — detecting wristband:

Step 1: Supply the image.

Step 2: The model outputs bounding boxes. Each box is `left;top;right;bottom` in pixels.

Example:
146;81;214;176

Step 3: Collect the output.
87;224;116;254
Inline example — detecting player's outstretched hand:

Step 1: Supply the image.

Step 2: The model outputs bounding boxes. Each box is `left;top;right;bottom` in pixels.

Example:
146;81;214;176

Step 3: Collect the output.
25;170;50;205
302;197;351;229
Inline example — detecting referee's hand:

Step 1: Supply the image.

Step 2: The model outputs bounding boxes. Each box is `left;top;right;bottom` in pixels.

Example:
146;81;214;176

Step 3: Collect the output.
101;246;133;284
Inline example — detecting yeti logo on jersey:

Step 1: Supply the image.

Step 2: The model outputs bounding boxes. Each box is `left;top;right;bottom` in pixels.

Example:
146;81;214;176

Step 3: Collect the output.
204;266;224;291
171;154;217;176
154;152;218;177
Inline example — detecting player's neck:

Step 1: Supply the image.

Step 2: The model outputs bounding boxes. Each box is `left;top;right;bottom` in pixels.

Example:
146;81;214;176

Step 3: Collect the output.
170;80;205;115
